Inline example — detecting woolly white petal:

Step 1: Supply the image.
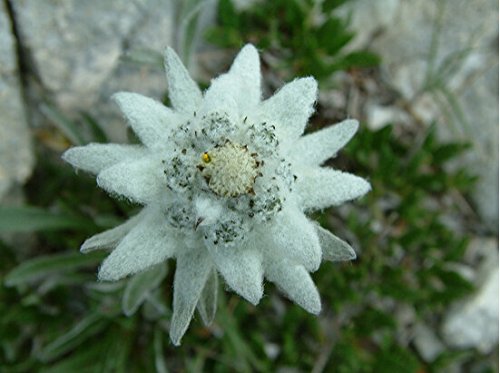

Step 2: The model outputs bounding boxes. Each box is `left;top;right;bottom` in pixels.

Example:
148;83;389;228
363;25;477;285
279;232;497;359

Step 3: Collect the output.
113;92;177;149
201;74;239;120
201;45;261;118
62;143;147;175
296;167;371;211
295;119;359;166
197;268;218;326
226;44;261;110
314;224;356;262
164;47;202;114
194;196;223;227
208;244;263;305
263;207;321;272
265;262;321;314
170;249;212;346
80;209;147;253
261;77;317;144
98;209;177;281
96;156;165;204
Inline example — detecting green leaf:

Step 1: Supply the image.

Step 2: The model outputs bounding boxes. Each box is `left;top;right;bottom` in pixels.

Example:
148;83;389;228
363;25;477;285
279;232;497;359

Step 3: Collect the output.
317;18;353;54
0;206;91;233
121;48;163;68
101;327;133;373
40;335;109;373
354;307;396;336
142;288;172;320
122;264;168;317
322;0;351;12
433;142;469;163
185;350;207;373
154;328;169;373
429;268;475;304
374;344;420;373
217;294;265;371
80;112;108;143
38;313;108;363
177;0;210;64
40;103;85;145
197;268;218;325
431;349;476;371
5;252;104;287
328;335;367;372
336;51;381;70
218;0;239;29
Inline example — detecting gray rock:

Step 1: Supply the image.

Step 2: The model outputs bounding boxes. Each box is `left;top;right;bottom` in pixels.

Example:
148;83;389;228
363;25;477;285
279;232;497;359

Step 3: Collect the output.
339;0;400;51
458;65;498;228
412;323;445;362
12;0;143;109
0;1;34;200
442;266;499;353
347;0;497;92
96;0;177;142
364;102;409;130
345;0;499;229
264;342;280;360
231;0;259;11
11;0;177;142
442;238;499;354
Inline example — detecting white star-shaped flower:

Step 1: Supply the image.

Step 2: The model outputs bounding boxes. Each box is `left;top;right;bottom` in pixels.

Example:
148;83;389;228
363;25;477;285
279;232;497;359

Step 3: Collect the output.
63;44;370;345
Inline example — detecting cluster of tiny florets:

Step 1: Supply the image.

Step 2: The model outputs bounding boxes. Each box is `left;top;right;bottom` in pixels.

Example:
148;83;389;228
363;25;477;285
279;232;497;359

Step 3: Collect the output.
197;112;235;146
203;212;249;247
198;141;260;197
165;200;194;231
247;121;279;156
161;111;296;247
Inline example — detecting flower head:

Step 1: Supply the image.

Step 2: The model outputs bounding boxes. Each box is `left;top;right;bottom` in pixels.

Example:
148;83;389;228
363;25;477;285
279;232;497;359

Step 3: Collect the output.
63;44;370;345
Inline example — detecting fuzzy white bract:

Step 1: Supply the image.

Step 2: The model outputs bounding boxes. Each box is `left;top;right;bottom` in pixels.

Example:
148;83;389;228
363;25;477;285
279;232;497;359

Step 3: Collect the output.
63;44;370;345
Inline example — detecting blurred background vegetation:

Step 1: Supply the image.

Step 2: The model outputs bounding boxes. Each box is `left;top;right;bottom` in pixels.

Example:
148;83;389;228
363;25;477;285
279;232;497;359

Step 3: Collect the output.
0;0;497;372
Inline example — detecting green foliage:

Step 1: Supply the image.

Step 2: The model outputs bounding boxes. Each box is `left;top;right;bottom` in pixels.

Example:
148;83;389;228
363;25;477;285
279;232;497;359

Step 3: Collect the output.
206;0;379;81
5;252;104;287
312;125;478;371
38;313;109;363
122;264;168;316
40;103;86;146
342;126;477;308
0;206;93;233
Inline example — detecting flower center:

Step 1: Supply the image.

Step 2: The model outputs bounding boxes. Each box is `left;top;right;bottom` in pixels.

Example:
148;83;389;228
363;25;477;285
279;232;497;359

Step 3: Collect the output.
198;141;260;197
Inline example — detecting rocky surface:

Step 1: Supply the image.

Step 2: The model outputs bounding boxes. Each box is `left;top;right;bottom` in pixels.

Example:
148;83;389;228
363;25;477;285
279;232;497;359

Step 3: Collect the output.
442;238;499;354
0;1;34;200
339;0;499;357
343;0;499;229
12;0;144;110
11;0;176;142
412;323;445;362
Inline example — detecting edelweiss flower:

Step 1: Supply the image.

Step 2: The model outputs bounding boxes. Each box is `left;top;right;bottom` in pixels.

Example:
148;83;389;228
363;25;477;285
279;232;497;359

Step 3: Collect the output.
63;44;370;345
